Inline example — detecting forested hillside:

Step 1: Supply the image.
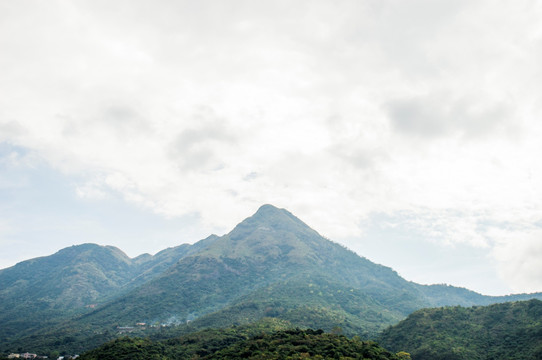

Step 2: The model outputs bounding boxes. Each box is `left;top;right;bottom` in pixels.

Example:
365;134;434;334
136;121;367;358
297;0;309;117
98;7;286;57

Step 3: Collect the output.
80;323;410;360
378;299;542;360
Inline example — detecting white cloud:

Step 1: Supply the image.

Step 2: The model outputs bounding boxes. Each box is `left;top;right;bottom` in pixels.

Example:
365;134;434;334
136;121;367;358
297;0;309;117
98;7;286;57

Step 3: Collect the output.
491;228;542;293
1;0;542;293
385;93;513;139
75;179;110;201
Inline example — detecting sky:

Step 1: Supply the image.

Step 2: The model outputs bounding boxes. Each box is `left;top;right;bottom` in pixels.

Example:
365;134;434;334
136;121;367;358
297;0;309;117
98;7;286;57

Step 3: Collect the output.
1;0;542;296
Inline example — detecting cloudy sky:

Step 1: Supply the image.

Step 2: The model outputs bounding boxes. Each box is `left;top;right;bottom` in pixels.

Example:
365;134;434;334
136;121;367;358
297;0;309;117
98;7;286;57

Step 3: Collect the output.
1;0;542;296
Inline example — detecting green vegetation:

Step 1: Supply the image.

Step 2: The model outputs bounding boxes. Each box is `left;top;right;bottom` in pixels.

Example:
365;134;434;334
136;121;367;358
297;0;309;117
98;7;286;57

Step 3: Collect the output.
81;325;408;360
207;329;405;360
378;299;542;360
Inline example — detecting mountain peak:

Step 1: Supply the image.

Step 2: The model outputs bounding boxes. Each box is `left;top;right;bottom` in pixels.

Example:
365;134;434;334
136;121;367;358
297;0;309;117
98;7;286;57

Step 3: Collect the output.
250;204;295;222
252;204;297;222
228;204;318;240
194;204;330;262
254;203;285;214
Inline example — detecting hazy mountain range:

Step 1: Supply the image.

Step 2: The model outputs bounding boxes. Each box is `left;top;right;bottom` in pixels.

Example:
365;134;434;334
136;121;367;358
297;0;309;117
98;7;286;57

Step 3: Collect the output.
1;204;541;356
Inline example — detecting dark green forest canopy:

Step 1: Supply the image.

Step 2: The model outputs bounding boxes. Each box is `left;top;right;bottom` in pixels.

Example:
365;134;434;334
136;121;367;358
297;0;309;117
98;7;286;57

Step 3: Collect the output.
80;327;410;360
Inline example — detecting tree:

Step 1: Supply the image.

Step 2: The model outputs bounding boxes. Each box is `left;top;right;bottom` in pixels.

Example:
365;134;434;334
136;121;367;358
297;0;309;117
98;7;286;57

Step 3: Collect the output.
396;351;411;360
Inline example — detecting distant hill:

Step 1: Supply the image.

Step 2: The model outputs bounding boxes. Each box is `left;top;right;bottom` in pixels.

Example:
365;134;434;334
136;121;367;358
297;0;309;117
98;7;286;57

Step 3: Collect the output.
1;204;541;355
378;299;542;360
413;283;542;307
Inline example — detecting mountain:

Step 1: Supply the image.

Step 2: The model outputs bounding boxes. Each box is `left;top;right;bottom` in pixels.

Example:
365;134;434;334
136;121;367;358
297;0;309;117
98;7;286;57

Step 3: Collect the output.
1;204;541;355
82;205;540;330
0;237;218;351
59;205;425;333
378;299;542;360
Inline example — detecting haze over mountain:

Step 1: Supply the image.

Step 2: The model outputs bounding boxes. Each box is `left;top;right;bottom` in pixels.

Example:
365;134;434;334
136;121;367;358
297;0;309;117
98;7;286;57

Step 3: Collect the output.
1;205;541;355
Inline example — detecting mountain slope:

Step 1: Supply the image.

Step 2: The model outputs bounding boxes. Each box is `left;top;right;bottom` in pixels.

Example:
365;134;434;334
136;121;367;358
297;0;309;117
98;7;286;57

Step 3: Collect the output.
179;273;405;338
378;299;542;360
127;234;220;287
